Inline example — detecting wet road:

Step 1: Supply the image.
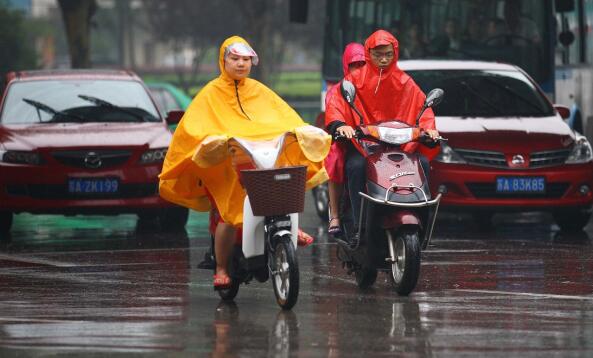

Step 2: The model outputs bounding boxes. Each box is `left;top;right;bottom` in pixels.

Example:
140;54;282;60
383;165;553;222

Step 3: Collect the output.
0;201;592;357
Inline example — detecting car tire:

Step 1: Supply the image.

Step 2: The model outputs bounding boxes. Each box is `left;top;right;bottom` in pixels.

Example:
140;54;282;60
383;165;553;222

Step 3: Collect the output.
0;211;13;236
312;183;329;221
553;210;591;232
159;206;189;232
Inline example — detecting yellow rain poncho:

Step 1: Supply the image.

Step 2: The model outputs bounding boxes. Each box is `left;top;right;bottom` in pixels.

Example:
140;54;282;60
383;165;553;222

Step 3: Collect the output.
159;36;330;226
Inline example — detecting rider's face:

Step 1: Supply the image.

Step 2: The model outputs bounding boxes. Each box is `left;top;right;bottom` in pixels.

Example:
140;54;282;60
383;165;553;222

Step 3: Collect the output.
348;61;365;73
224;54;252;80
370;44;395;69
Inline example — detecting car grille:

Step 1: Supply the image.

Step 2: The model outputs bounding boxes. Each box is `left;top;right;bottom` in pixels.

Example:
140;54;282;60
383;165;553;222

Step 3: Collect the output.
52;150;132;169
6;183;158;199
455;148;571;168
466;182;569;199
529;149;571;168
456;149;507;168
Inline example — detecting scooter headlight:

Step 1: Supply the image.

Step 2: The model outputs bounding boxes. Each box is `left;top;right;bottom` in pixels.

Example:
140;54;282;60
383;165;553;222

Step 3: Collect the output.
434;142;466;164
565;134;593;164
367;125;418;145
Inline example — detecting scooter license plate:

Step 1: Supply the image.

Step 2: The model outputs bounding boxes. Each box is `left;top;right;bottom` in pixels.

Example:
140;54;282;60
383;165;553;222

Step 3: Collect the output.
496;177;545;193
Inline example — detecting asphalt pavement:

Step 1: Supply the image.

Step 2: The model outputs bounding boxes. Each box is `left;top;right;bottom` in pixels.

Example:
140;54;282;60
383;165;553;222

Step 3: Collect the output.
0;198;591;357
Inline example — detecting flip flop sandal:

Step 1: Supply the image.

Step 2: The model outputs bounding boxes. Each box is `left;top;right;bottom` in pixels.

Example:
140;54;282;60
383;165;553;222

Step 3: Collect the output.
328;217;342;235
297;229;315;247
213;274;232;290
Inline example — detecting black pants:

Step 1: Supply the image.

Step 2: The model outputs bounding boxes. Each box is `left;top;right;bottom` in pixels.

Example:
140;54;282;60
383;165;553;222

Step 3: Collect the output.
345;146;430;227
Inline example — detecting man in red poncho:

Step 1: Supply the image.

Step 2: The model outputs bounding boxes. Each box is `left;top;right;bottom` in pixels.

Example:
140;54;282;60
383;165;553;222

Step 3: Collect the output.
325;29;440;229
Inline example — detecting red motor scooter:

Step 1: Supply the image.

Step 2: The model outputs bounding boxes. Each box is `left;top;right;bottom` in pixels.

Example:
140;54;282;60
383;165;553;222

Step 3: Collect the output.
334;80;445;295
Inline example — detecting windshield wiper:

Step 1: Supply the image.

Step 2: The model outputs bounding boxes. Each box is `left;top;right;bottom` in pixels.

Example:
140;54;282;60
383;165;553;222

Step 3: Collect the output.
22;98;87;122
482;77;546;114
78;94;147;122
459;81;505;116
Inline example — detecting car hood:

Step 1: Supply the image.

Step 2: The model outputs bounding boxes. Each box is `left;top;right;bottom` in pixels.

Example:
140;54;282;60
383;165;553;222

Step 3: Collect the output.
437;116;576;152
0;122;172;150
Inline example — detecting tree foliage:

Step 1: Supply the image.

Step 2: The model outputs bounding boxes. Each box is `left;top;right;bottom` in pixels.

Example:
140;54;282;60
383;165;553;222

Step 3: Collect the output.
0;3;35;79
143;0;325;88
57;0;97;68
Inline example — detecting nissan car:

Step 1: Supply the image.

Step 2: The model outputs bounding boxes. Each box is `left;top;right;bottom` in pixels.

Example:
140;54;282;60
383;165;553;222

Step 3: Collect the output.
399;60;593;232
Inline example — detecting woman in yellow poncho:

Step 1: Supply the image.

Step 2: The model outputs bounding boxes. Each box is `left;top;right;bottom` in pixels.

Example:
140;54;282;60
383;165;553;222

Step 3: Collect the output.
159;36;330;288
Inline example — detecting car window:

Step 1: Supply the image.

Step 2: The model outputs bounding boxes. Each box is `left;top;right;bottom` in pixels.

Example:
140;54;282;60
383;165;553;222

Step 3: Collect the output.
407;69;554;117
149;87;181;116
0;79;161;124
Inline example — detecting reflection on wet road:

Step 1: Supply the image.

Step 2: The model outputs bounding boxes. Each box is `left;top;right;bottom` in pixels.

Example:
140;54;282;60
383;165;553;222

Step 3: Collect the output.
0;206;592;356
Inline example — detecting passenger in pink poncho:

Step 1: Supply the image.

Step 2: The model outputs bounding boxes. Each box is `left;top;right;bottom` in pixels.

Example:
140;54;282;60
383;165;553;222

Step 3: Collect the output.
324;43;365;235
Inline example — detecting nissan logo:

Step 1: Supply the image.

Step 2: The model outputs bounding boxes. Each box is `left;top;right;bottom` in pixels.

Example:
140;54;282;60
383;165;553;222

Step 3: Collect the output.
511;154;525;165
84;152;102;169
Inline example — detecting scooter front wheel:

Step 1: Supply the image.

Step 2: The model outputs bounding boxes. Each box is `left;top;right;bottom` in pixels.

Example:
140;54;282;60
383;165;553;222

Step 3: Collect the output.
270;235;300;310
389;229;421;296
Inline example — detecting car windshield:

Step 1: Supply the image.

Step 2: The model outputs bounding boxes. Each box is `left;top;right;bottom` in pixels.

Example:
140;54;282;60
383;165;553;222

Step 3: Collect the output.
408;69;554;117
0;79;161;124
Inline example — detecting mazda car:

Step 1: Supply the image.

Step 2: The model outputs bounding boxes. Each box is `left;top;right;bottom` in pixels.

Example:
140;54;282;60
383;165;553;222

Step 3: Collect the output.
0;70;187;235
399;60;593;231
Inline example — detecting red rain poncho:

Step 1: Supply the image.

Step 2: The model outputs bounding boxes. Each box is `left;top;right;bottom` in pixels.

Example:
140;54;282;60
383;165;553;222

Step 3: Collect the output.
324;43;365;184
325;30;438;160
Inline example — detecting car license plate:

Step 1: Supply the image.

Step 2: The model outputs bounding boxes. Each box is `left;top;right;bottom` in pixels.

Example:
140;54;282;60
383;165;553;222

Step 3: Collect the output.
68;178;119;194
496;177;545;193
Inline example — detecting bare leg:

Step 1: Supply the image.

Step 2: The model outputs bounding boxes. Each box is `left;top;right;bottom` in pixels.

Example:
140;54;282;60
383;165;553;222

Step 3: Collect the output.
215;222;236;277
328;180;343;227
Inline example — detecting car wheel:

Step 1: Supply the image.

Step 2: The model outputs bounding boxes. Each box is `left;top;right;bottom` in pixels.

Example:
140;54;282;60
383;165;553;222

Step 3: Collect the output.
159;206;189;232
312;183;329;220
553;210;591;232
0;211;13;236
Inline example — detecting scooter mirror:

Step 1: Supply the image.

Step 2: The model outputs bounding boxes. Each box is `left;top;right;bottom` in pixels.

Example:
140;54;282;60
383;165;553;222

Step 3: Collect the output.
340;80;356;105
425;88;445;108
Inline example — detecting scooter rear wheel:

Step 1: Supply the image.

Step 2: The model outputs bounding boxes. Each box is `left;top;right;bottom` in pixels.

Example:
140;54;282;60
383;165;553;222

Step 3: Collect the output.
270;235;300;310
390;229;421;296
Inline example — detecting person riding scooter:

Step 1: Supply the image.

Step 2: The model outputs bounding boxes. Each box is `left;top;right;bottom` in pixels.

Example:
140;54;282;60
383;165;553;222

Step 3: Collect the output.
325;29;440;239
325;42;366;236
159;36;330;290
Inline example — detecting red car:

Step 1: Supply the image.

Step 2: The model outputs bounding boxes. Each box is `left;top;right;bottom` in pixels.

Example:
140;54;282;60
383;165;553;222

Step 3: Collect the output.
0;70;187;235
399;60;593;231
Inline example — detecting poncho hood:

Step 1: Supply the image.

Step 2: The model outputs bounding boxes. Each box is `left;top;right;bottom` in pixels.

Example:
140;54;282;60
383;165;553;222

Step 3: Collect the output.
325;30;439;160
159;36;330;225
342;42;365;75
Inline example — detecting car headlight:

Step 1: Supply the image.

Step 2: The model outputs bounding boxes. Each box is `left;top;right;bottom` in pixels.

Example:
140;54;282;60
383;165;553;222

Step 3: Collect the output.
0;150;43;165
139;148;168;164
434;142;466;164
565;134;593;164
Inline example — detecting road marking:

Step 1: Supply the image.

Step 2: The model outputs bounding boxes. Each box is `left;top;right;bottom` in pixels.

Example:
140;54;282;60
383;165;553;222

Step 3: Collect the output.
0;253;76;267
452;289;593;301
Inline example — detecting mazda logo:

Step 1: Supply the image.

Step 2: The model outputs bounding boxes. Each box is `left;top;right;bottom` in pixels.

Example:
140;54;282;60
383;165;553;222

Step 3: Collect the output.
511;154;525;165
84;152;102;169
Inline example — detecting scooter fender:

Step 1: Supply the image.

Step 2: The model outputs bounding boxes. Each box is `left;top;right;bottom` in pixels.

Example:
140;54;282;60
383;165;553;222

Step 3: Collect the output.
382;210;422;231
242;196;299;259
242;196;266;259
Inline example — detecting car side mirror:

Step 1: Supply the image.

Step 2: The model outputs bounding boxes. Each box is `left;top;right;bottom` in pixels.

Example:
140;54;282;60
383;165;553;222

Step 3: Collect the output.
554;104;570;119
340;80;356;105
425;88;445;108
166;110;184;125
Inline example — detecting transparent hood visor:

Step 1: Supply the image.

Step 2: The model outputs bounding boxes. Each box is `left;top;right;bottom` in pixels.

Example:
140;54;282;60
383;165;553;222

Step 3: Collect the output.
224;42;259;66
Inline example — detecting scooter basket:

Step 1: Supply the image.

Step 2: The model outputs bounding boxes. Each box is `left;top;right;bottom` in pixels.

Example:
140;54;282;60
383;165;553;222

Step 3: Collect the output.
240;165;307;216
